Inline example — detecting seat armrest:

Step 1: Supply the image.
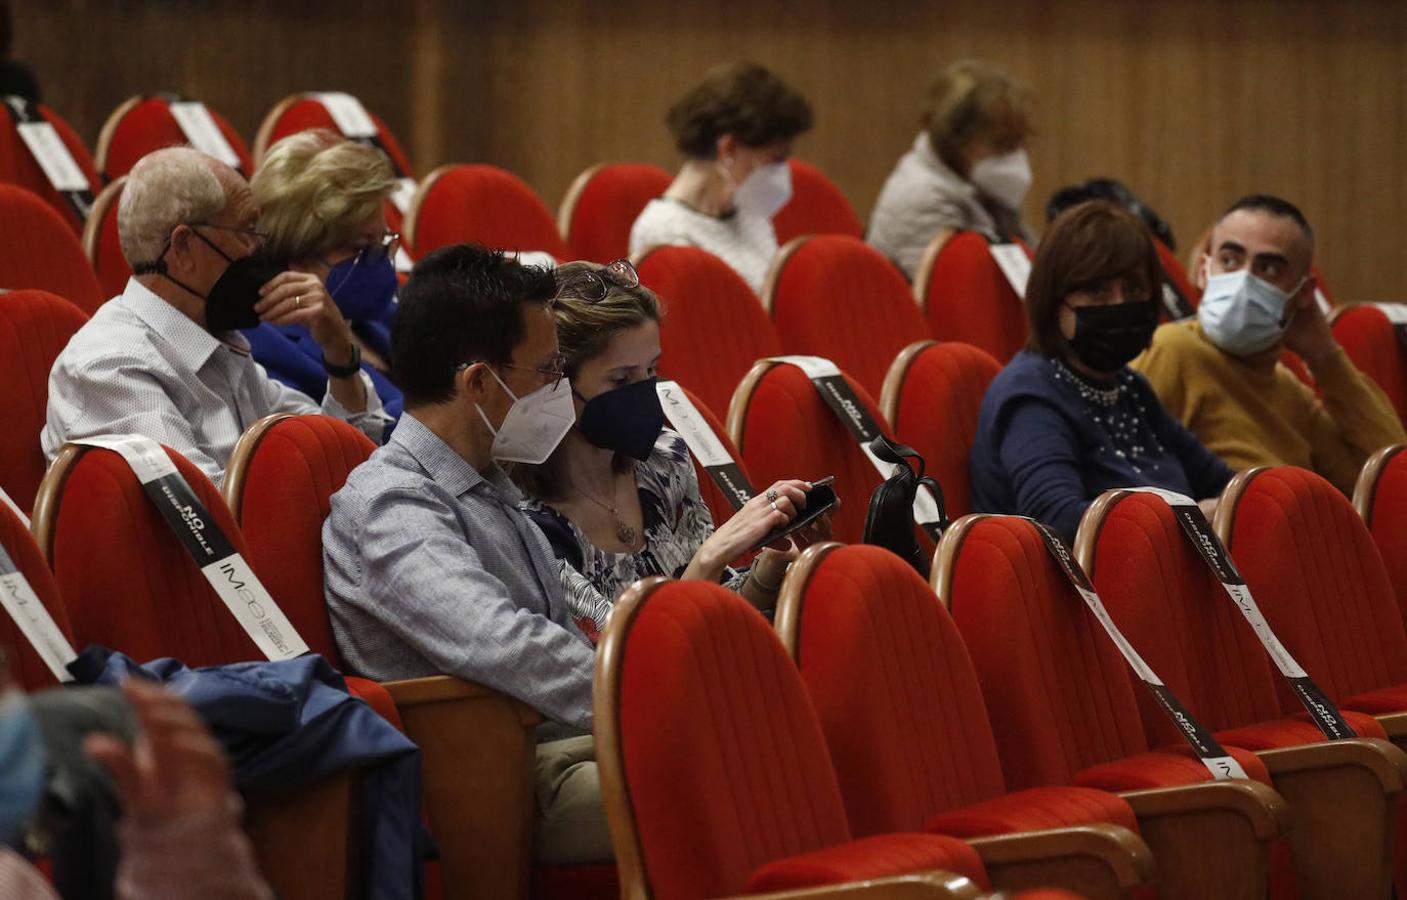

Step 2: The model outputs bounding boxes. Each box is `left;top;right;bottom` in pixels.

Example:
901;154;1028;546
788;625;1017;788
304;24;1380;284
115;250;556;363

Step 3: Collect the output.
967;824;1154;896
728;873;986;899
1119;779;1290;839
1372;710;1407;742
243;769;357;900
1257;736;1407;792
382;675;543;900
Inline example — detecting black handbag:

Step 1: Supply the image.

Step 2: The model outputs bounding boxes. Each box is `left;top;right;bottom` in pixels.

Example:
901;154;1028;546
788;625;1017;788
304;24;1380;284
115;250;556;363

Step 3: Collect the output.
862;435;949;577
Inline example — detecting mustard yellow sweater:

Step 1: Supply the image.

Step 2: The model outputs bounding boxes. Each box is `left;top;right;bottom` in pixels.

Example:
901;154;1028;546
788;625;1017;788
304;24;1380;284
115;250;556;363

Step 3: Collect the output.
1131;321;1406;494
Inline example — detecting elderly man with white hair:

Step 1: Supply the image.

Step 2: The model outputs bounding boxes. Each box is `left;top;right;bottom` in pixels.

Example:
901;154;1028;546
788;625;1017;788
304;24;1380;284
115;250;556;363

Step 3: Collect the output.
41;147;388;485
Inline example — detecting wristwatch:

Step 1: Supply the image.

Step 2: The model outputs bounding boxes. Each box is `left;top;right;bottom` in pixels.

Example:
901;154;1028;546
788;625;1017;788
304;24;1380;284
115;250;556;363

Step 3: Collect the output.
322;343;362;378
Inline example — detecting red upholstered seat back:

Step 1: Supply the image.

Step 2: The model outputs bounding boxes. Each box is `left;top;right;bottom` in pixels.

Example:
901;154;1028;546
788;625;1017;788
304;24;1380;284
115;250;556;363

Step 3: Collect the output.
563;162;671;263
0;501;76;691
1358;447;1407;624
98;96;254;180
731;362;893;544
790;544;1007;835
945;516;1152;790
1332;305;1407;424
1086;492;1289;745
1223;467;1407;709
228;415;375;665
668;386;750;529
641;245;781;416
767;235;931;395
84;178;130;299
257;95;413;177
772;159;864;245
609;579;853;898
0;185;105;314
0;104;99;236
1155;240;1199;316
411;164;569;260
920;231;1028;363
47;444;267;666
884;341;1001;519
0;290;88;511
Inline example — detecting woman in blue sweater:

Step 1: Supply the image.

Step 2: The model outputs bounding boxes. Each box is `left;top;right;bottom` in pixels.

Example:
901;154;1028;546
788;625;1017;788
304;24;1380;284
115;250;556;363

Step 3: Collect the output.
970;200;1231;540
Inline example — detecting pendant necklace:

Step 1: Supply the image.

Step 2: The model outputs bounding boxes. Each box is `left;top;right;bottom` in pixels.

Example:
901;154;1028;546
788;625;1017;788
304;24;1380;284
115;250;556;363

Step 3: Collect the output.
575;474;637;546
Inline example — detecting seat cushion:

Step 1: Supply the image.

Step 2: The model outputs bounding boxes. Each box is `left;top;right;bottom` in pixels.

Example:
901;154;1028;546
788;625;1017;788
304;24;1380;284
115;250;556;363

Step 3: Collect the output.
1074;746;1272;791
924;785;1139;838
1343;682;1407;716
1214;710;1387;751
746;832;989;893
345;676;405;732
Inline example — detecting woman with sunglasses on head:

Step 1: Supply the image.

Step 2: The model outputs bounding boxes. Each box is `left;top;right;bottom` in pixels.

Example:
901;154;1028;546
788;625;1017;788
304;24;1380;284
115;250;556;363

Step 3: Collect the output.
969;200;1233;542
513;260;829;642
246;129;404;424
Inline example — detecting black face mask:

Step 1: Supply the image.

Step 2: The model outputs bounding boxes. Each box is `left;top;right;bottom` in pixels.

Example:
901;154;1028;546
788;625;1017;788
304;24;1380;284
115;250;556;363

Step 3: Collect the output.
1065;300;1158;372
576;377;665;461
137;228;282;333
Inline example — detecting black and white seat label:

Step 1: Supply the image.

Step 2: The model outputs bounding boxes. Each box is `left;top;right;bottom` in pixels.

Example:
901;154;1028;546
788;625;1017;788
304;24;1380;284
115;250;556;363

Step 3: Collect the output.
0;485;28;529
1127;487;1355;740
769;356;944;541
1161;282;1196;321
987;241;1031;299
657;380;754;511
169;101;242;170
1370;302;1407;350
1029;518;1245;780
5;96;92;220
0;540;76;683
74;435;309;661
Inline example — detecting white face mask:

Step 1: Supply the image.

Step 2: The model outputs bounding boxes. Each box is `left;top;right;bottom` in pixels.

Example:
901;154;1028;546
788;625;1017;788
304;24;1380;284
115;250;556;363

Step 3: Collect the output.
1197;261;1306;356
731;160;793;220
969;149;1032;211
475;366;576;464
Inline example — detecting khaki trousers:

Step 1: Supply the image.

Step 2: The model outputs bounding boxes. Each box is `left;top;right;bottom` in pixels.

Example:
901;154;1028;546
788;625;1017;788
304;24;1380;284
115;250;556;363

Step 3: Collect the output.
533;735;613;866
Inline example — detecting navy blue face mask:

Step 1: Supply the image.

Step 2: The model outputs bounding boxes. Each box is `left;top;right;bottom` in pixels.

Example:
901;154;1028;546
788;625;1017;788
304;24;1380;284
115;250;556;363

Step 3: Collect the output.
576;378;665;461
325;253;398;322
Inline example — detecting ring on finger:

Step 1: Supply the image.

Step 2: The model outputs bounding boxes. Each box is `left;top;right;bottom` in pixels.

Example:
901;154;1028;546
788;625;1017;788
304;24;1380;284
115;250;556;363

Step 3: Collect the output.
765;488;779;503
769;499;779;513
294;294;303;309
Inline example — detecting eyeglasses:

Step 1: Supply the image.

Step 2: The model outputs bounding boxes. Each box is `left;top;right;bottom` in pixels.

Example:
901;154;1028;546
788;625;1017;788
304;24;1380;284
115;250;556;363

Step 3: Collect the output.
457;352;570;389
565;259;639;303
191;221;269;247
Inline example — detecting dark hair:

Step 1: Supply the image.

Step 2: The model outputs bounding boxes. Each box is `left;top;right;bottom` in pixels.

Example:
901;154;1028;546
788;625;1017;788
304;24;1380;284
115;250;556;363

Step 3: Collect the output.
1025;200;1164;358
666;62;813;159
1223;194;1314;242
1046;177;1176;250
392;244;557;408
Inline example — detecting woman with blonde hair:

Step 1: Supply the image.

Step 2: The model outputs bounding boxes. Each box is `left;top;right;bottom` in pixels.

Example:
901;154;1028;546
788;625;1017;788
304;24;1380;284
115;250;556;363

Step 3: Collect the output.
869;59;1034;280
247;129;403;421
515;259;828;640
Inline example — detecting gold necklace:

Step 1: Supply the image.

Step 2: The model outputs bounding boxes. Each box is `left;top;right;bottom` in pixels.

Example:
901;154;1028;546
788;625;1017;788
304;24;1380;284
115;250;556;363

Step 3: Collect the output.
573;474;637;546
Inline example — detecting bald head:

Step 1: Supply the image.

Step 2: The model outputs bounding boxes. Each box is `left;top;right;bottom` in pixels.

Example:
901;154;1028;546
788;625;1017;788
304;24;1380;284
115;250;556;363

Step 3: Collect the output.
118;148;249;268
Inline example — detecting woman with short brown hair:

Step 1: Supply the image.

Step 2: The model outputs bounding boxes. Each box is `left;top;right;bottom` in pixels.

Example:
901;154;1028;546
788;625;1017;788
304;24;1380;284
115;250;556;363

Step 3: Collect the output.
968;201;1232;539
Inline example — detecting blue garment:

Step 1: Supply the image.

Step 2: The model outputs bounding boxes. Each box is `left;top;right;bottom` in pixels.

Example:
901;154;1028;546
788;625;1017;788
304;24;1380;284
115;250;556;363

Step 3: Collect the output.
243;320;404;430
970;351;1233;541
71;647;425;900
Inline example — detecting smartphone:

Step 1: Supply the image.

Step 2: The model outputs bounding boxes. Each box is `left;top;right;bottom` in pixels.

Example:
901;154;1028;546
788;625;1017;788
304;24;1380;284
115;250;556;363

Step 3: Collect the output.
749;476;839;552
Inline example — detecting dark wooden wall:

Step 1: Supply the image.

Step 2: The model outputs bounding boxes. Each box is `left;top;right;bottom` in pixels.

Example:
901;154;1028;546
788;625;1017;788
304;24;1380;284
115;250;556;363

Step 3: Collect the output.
14;0;1406;300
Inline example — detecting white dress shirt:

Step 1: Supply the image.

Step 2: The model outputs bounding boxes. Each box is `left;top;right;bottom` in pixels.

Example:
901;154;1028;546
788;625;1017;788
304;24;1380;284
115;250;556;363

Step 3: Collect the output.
41;278;389;486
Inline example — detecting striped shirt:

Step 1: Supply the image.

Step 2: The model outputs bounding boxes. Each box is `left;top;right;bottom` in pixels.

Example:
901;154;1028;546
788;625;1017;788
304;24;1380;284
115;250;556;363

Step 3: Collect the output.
41;278;388;486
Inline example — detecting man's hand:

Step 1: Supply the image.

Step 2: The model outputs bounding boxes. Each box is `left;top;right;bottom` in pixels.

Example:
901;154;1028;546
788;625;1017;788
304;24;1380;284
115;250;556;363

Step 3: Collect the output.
84;678;232;826
1280;280;1337;369
255;271;356;366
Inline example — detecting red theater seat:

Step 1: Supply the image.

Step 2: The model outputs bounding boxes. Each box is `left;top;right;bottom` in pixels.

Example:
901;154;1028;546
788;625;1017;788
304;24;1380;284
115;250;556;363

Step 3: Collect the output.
764;234;932;396
81;177;130;299
772;159;864;245
96;95;253;181
728;358;895;544
0;101;99;236
1154;240;1198;318
775;543;1156;897
0;184;105;313
915;231;1029;363
1077;487;1407;898
598;575;992;898
881;341;1001;519
1330;304;1407;424
1354;445;1407;623
0;289;88;511
408;164;569;260
254;93;412;177
560;162;671;263
638;244;781;416
0;499;77;691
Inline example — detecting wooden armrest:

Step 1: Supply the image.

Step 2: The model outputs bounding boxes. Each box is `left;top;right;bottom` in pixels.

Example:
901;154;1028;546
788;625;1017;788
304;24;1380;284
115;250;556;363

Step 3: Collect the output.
728;872;985;899
243;769;357;900
382;675;544;900
967;824;1154;898
1371;710;1407;742
1258;736;1407;792
1119;779;1290;839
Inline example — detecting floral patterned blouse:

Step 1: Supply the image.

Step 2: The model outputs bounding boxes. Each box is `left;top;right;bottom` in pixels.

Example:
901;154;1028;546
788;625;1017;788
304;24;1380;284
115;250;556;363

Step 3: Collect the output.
522;429;746;642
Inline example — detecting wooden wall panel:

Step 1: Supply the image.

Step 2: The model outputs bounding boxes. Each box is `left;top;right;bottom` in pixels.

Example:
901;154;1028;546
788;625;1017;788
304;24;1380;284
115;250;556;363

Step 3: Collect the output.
11;0;1405;300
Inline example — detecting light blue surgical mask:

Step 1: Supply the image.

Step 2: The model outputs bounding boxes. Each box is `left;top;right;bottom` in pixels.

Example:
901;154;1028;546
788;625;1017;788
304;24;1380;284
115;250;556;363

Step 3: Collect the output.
0;691;45;847
1197;263;1306;356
